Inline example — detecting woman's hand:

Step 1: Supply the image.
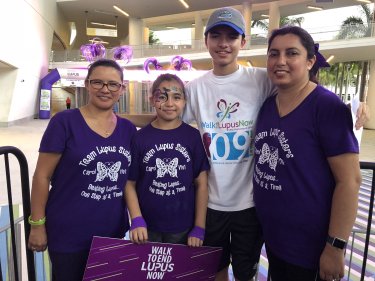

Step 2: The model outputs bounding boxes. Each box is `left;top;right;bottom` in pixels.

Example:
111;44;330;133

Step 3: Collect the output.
319;244;345;281
28;225;48;252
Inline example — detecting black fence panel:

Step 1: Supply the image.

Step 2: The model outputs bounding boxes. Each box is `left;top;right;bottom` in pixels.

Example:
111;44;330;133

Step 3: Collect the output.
359;161;375;281
0;146;35;281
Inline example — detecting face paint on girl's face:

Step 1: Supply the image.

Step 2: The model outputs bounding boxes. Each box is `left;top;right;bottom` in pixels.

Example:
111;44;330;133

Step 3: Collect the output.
153;86;184;104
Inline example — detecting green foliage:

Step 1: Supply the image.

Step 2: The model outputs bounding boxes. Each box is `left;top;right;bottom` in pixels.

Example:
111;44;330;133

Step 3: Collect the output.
332;4;374;101
251;16;304;31
149;30;160;45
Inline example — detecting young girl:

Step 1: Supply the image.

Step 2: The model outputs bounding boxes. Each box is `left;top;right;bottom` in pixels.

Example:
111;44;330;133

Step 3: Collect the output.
125;73;209;247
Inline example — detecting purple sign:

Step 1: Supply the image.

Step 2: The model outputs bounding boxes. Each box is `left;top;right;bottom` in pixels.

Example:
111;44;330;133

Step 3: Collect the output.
83;236;222;280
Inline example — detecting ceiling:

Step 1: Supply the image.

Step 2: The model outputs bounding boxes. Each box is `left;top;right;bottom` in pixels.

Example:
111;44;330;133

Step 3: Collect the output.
52;0;375;66
56;0;371;45
56;0;368;23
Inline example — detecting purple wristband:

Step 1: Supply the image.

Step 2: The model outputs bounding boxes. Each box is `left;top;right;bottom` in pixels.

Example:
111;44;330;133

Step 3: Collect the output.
188;226;205;240
130;216;147;230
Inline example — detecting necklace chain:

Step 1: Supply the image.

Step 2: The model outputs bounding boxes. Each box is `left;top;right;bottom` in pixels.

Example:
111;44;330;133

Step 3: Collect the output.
276;81;310;117
82;106;115;137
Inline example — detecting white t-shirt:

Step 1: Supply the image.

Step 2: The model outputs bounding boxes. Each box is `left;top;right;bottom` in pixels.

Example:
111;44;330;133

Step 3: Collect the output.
183;65;275;211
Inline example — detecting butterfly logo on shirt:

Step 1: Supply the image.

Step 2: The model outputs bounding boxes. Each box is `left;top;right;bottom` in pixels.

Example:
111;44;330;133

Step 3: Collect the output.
258;143;284;171
216;99;240;122
156;158;178;178
95;161;121;182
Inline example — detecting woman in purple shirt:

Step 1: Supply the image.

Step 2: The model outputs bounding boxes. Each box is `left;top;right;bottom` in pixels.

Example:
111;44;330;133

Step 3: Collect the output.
27;59;136;281
253;26;361;281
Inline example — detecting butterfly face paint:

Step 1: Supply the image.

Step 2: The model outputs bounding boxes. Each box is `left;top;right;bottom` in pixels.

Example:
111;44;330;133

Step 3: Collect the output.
152;86;185;108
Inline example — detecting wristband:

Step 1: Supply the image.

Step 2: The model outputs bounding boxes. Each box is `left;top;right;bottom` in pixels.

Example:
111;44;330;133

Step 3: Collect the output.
28;215;46;226
188;226;205;240
130;216;147;230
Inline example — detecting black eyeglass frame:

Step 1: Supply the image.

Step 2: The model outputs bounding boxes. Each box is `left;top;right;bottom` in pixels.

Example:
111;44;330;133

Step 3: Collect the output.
88;79;123;92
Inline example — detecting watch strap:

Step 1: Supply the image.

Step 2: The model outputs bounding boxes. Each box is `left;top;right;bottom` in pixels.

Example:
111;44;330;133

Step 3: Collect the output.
327;235;347;249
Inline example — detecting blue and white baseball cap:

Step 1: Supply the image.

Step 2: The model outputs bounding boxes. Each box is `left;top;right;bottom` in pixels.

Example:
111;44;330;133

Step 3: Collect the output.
204;7;245;36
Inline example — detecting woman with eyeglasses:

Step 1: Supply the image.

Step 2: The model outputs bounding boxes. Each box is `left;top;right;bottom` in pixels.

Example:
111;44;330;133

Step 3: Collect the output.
27;59;136;281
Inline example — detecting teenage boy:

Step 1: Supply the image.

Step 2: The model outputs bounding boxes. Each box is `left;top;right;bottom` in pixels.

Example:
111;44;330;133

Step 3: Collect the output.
183;7;275;281
124;7;368;281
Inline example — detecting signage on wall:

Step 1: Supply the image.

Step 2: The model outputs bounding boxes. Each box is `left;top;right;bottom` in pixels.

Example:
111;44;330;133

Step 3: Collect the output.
87;28;117;37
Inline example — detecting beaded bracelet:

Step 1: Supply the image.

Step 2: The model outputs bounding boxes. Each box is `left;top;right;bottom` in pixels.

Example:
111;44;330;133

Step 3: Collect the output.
28;215;46;226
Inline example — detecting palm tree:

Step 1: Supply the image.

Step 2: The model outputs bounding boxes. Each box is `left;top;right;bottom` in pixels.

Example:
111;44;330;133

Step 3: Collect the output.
250;16;304;45
336;4;374;101
251;16;304;31
149;30;160;45
280;16;304;27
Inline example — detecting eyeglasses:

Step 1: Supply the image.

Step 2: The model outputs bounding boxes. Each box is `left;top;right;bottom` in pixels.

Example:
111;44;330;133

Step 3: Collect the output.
88;79;123;92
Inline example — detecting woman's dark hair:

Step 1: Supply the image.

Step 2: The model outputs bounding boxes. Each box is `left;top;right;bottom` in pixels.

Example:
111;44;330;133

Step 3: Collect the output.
151;73;186;97
268;26;319;83
85;59;124;81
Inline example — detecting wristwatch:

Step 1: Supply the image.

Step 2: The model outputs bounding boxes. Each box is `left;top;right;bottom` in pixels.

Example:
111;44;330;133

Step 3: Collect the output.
327;235;347;249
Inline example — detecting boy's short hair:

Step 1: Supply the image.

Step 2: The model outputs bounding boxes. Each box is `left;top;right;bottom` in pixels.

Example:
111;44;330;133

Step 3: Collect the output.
204;7;245;36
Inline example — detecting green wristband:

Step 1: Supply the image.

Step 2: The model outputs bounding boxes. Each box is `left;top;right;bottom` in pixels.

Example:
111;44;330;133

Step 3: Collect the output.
28;215;46;226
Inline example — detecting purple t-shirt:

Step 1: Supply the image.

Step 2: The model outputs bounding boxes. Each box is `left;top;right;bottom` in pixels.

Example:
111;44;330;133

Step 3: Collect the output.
41;109;136;252
253;85;359;269
128;122;210;233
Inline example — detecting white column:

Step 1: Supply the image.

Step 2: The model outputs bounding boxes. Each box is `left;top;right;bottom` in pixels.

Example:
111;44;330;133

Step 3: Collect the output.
128;17;144;46
128;18;144;57
365;61;375;129
193;12;204;49
143;26;149;45
242;2;252;38
268;1;280;35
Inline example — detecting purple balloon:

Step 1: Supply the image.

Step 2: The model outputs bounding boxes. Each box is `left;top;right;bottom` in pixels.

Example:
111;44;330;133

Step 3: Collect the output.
113;45;133;64
80;38;106;62
171;55;192;71
143;57;162;74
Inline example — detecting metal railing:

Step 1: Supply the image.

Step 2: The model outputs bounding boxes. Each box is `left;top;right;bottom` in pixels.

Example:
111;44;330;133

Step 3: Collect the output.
0;146;35;281
0;216;23;280
264;162;375;281
0;144;374;280
49;22;375;63
357;162;375;281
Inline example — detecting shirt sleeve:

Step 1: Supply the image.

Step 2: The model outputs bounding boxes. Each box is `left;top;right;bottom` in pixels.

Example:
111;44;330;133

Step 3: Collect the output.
253;67;278;102
192;129;210;179
316;91;359;157
39;112;68;153
182;82;196;124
